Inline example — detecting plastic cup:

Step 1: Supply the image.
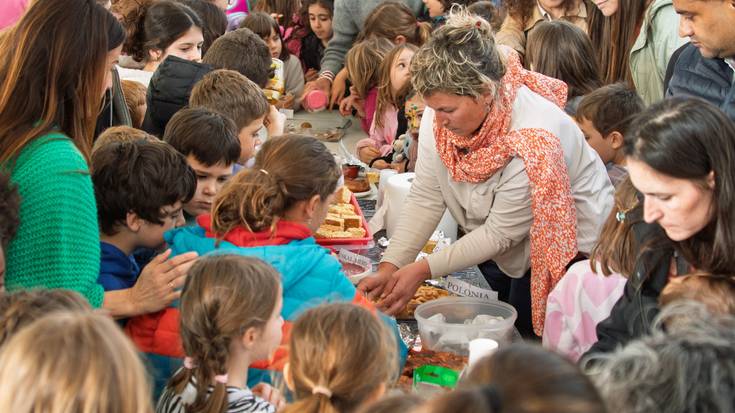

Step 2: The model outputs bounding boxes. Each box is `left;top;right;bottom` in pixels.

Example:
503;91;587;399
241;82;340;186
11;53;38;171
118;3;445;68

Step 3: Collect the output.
468;338;499;368
304;90;328;112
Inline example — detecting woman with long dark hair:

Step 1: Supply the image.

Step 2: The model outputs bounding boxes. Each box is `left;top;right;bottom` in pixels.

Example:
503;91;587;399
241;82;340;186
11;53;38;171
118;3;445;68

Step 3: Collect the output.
585;97;735;356
588;0;685;104
526;20;602;115
0;0;124;308
114;0;204;86
0;0;186;318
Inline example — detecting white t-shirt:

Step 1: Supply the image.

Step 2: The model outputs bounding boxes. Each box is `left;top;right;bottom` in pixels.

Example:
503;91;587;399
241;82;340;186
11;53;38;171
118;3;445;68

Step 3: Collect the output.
117;66;154;88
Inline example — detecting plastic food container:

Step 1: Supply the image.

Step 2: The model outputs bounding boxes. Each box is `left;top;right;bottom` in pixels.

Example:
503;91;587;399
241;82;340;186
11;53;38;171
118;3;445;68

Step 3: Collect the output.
415;297;517;356
337;249;372;284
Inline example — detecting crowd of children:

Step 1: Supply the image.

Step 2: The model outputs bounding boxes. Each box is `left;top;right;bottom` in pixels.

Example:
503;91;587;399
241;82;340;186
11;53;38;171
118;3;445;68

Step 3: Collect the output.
0;0;735;411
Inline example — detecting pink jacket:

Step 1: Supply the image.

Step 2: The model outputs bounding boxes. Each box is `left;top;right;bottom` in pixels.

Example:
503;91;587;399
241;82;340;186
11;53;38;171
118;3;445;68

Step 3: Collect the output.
356;104;398;158
359;88;378;134
542;260;626;362
0;0;28;30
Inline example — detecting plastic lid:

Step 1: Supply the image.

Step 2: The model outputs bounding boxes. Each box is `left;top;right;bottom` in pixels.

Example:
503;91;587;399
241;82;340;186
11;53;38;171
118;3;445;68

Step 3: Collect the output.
304;90;328;111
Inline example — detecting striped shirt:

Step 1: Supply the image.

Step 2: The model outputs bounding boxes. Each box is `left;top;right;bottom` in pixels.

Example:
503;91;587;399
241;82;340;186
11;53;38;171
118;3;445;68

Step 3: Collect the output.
157;378;275;413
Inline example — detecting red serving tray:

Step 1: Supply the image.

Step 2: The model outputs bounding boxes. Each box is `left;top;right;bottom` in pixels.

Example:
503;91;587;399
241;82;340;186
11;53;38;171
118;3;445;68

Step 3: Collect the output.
315;194;373;247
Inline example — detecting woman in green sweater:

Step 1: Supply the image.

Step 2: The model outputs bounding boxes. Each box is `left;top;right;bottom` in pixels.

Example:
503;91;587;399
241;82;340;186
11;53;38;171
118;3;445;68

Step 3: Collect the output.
0;0;193;317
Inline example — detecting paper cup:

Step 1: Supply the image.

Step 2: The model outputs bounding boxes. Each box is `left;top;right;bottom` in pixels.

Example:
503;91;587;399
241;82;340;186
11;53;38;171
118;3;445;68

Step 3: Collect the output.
468;338;499;368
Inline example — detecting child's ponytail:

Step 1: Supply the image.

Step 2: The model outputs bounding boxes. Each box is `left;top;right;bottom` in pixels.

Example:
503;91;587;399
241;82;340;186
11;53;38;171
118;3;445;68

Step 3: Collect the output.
415;21;433;45
281;393;340;413
211;167;291;235
211;135;341;236
114;0;153;62
281;303;398;413
359;1;433;46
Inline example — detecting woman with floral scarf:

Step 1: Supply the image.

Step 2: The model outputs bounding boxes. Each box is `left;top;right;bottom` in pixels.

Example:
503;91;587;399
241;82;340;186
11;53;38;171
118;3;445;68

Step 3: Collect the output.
359;9;613;337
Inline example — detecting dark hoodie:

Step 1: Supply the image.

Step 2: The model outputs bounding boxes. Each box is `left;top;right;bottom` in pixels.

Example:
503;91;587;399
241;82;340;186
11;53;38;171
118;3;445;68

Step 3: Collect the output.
142;56;213;137
98;241;141;291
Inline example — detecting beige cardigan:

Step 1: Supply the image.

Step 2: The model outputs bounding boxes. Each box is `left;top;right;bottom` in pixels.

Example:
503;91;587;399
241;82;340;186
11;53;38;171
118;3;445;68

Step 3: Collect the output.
381;86;614;278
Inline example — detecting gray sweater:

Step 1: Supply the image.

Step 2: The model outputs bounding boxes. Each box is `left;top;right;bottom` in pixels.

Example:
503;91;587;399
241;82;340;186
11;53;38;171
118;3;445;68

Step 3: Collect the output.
319;0;425;76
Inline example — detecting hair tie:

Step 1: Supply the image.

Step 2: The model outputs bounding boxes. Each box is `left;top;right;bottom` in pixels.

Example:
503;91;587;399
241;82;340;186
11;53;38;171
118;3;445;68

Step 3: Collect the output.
312;385;332;398
615;202;639;223
214;374;229;384
615;210;627;222
482;385;502;411
183;357;197;369
475;20;482;28
259;169;270;175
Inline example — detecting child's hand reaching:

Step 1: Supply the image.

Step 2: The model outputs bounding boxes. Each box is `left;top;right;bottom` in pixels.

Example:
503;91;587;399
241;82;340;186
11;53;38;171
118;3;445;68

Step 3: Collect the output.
358;146;381;164
330;68;349;110
339;95;356;116
265;105;287;138
252;383;286;410
275;94;294;110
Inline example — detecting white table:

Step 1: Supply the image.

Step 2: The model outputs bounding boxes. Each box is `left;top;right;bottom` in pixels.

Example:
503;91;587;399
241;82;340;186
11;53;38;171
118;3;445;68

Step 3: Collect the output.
286;110;366;159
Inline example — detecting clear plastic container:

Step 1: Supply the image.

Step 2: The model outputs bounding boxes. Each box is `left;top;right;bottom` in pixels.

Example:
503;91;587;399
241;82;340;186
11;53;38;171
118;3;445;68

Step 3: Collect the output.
415;297;517;356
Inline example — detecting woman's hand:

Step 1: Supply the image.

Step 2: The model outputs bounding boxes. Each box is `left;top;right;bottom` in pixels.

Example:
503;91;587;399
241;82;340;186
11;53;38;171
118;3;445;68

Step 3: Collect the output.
130;249;198;314
358;262;399;300
365;260;431;316
252;383;286;410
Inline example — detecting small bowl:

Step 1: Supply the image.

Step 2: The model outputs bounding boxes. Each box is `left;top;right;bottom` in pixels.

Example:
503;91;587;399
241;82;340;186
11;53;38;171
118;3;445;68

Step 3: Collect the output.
342;164;361;179
339;260;372;284
415;297;517;356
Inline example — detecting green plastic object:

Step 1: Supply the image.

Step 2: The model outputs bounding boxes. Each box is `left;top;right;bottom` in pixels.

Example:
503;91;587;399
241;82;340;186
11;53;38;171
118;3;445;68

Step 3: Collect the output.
413;365;460;392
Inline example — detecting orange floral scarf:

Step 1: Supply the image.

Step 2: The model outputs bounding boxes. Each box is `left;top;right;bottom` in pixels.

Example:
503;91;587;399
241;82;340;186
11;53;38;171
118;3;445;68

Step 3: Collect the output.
434;49;577;336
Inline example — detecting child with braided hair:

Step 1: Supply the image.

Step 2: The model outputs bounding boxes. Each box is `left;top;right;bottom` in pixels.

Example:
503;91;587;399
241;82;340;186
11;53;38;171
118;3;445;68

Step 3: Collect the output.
157;255;285;413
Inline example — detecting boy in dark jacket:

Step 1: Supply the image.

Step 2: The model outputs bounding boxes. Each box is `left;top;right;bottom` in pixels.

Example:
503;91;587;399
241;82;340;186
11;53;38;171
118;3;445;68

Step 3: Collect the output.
142;56;213;137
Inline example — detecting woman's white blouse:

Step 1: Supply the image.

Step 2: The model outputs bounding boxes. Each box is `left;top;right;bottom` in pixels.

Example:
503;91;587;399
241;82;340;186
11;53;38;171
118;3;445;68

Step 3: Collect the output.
381;86;614;278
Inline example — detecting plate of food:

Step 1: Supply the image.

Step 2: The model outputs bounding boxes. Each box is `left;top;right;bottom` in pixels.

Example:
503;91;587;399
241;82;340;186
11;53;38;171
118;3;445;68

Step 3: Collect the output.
344;177;371;194
315;186;373;247
396;284;453;320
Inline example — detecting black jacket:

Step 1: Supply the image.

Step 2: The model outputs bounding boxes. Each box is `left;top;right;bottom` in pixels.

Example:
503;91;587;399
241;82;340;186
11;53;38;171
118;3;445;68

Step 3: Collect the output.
583;222;689;359
142;56;213;137
665;43;735;120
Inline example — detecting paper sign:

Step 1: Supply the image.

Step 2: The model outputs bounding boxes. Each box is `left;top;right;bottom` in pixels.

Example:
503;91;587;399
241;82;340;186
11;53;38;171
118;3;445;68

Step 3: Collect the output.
444;276;498;300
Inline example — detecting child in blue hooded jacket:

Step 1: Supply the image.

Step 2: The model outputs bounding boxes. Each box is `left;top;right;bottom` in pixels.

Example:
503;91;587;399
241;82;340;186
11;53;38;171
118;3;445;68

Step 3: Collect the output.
126;135;406;391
